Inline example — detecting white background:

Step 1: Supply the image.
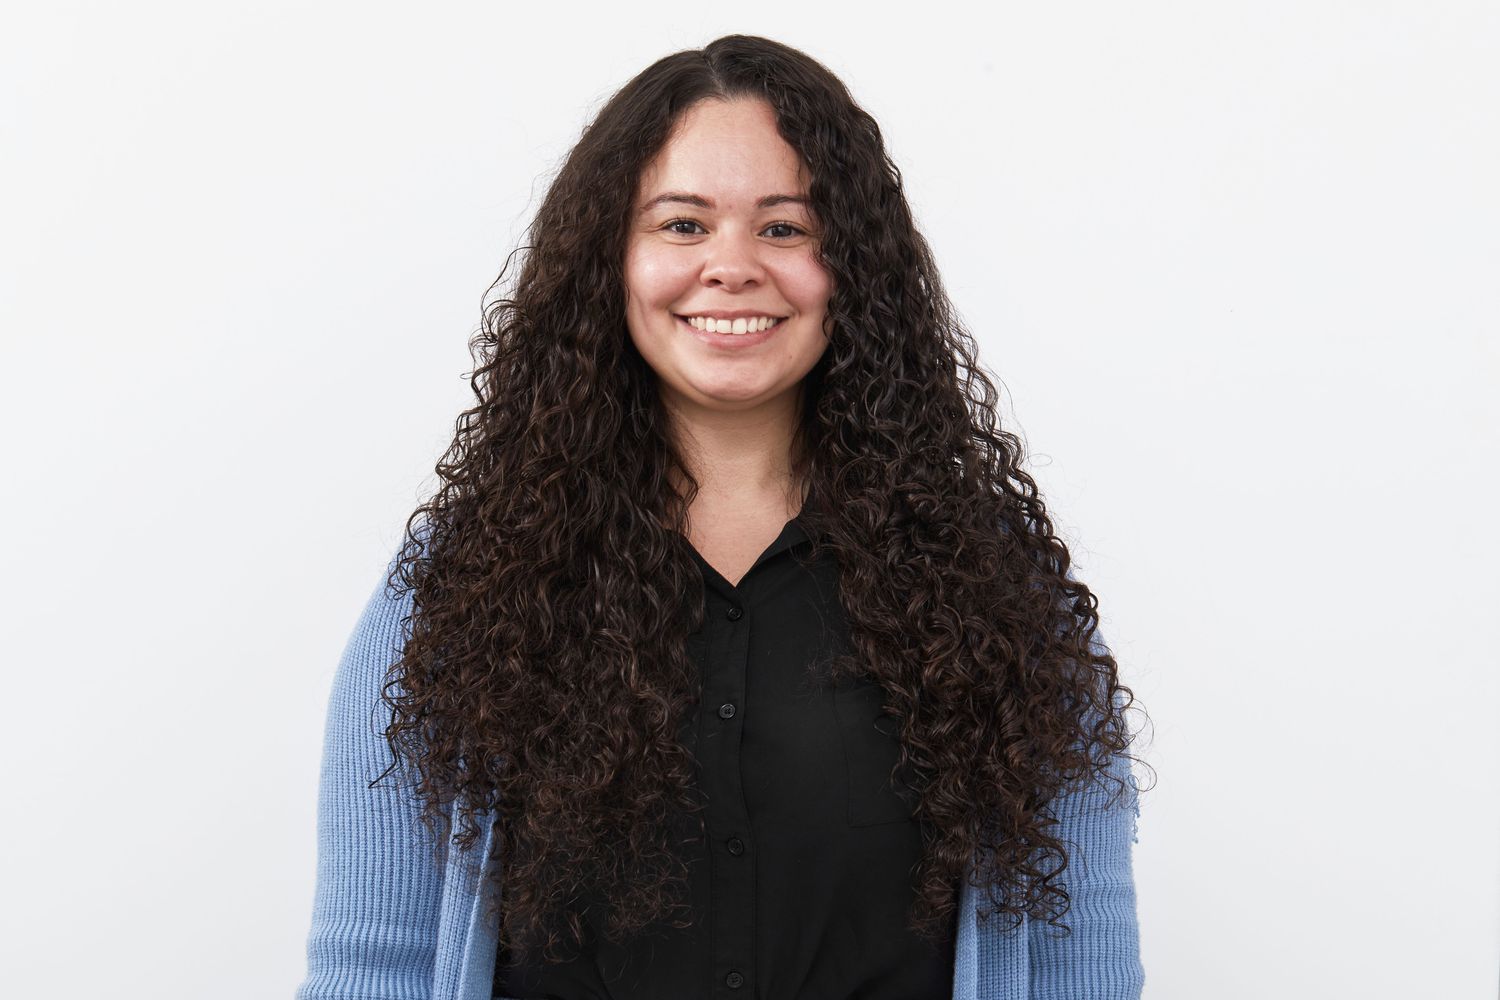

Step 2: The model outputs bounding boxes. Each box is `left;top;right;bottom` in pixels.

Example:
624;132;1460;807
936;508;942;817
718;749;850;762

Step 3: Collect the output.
2;2;1496;998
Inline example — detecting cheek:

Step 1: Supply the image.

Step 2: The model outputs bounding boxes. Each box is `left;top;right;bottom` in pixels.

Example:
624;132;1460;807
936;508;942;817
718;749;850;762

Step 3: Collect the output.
774;256;833;313
626;244;695;309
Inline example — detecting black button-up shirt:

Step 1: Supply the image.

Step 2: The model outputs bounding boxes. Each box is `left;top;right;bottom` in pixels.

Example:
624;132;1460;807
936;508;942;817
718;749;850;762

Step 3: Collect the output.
494;515;955;999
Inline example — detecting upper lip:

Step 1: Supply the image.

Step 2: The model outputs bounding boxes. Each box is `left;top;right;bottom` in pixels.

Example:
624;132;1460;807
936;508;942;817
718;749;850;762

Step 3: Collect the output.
674;309;788;320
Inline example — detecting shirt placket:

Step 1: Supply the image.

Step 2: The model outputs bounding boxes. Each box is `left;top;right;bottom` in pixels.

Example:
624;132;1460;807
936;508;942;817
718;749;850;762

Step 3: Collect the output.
698;570;756;998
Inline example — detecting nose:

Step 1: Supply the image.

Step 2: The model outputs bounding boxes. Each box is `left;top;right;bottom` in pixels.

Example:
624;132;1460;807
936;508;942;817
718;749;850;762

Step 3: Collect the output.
698;226;766;291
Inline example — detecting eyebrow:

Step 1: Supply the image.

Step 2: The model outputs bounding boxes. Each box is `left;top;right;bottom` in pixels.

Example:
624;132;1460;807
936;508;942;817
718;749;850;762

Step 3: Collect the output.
638;191;811;213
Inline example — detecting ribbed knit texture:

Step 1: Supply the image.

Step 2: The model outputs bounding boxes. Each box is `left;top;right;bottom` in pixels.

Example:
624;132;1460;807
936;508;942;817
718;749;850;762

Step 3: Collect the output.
295;551;1145;1000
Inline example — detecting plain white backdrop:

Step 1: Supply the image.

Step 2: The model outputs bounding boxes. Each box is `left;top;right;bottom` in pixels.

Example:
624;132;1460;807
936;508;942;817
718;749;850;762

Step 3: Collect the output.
2;2;1496;997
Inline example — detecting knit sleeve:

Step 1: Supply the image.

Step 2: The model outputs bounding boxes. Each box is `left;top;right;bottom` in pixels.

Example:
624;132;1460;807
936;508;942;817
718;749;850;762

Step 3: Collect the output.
294;551;448;1000
1026;626;1145;999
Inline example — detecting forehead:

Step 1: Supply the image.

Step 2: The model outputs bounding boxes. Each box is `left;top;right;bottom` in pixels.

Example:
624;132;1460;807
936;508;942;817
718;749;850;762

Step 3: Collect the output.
635;98;811;207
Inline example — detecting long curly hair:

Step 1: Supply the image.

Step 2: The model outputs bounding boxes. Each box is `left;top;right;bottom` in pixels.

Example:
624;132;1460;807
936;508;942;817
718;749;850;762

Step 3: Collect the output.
377;33;1150;966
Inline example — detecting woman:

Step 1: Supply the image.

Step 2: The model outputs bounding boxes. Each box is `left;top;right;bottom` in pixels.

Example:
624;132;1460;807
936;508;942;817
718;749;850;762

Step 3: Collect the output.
296;34;1148;1000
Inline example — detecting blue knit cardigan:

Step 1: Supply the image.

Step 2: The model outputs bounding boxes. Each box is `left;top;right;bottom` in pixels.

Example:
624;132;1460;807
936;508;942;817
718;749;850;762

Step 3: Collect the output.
295;552;1145;1000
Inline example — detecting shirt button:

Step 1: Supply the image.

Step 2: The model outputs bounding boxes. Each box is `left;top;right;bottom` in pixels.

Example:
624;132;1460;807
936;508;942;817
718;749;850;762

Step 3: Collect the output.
717;702;736;719
726;836;744;855
725;970;745;988
726;605;743;621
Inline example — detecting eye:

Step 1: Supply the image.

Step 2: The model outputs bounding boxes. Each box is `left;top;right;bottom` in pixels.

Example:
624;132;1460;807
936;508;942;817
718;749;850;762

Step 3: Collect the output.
658;219;808;239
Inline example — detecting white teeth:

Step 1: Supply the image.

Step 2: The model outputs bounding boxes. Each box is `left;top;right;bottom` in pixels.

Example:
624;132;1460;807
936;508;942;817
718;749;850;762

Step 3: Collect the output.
683;315;783;335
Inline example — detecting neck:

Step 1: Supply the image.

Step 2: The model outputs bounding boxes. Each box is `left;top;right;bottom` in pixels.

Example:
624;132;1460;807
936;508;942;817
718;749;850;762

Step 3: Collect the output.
663;390;805;509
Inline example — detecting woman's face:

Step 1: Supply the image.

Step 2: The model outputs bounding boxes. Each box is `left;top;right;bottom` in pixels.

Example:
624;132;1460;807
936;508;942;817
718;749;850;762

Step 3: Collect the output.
624;96;832;417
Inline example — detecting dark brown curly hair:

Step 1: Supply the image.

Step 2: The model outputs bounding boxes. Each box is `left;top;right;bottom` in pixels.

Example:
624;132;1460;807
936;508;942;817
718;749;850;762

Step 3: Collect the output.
376;33;1151;967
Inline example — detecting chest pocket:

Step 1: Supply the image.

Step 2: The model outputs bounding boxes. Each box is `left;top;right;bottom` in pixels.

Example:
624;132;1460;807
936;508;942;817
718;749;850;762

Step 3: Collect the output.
831;678;921;826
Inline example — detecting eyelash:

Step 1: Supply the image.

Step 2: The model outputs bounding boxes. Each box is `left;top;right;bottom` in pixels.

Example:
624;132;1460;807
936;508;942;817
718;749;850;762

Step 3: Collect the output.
661;218;807;239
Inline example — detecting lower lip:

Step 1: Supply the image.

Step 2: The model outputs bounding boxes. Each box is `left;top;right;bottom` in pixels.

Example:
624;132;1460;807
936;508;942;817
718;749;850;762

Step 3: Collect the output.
677;314;787;349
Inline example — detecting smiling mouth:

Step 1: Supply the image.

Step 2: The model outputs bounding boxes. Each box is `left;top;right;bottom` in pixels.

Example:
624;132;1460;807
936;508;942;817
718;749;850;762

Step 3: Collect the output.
673;314;789;336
